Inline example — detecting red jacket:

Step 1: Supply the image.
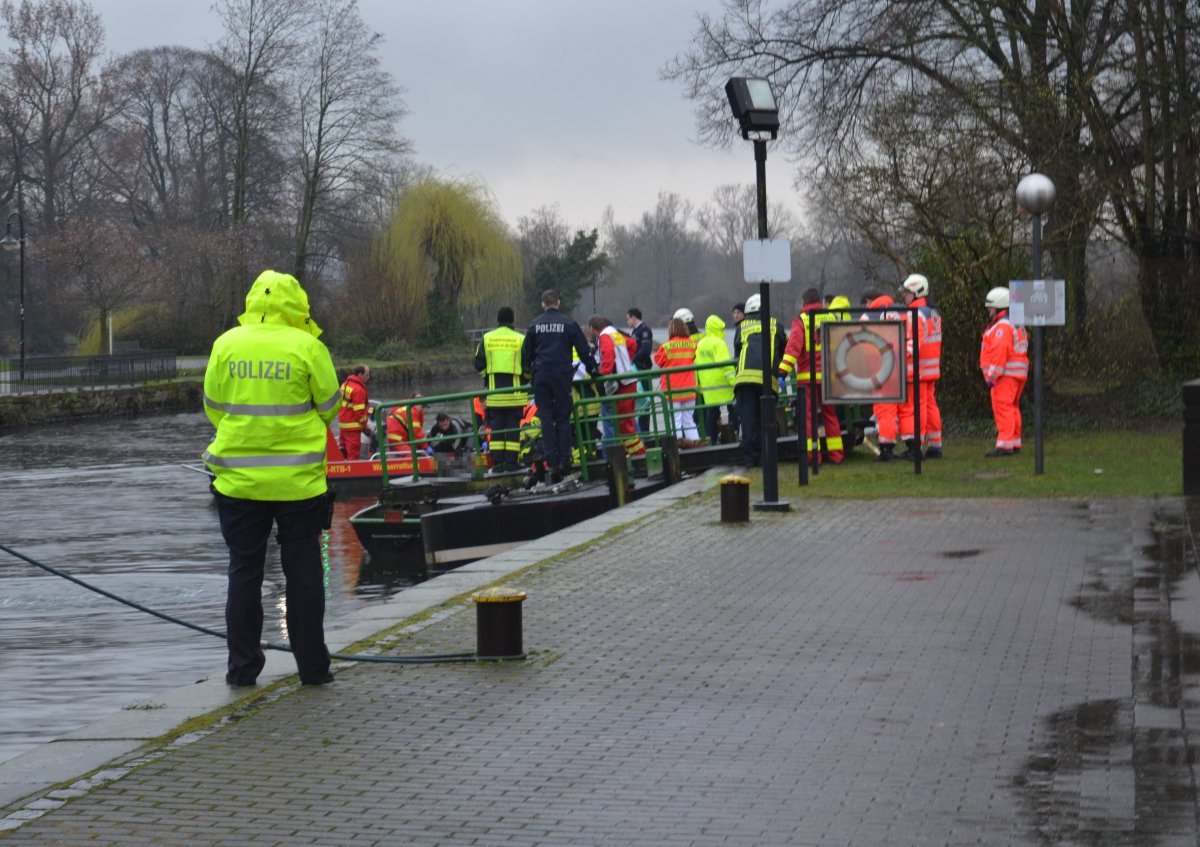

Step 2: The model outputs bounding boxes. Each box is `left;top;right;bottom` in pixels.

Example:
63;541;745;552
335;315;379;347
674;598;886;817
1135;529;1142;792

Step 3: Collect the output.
596;326;639;386
386;406;425;448
336;373;369;431
779;303;826;383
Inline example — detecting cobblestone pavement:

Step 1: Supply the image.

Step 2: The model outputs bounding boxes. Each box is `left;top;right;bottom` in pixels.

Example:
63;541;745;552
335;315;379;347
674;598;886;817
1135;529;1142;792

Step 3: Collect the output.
3;493;1199;846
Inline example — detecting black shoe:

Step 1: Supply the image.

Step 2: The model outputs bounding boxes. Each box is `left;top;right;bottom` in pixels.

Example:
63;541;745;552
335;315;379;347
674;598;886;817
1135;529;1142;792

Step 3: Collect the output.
876;445;895;463
301;671;335;686
984;448;1013;458
550;466;567;484
1012;447;1021;454
225;673;257;687
924;447;943;459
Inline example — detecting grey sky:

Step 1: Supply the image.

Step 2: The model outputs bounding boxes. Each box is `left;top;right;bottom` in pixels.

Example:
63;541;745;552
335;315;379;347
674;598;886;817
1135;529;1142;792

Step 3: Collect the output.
95;0;762;230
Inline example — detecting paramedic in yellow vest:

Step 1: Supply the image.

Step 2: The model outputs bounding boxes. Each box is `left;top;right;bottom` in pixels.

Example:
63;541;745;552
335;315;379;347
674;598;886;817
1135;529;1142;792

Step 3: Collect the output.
473;306;527;473
202;270;341;688
732;293;787;468
779;287;845;464
335;364;370;459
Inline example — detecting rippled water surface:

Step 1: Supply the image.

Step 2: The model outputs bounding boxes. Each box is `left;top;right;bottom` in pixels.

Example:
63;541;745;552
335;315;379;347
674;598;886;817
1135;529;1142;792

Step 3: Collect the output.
0;411;417;764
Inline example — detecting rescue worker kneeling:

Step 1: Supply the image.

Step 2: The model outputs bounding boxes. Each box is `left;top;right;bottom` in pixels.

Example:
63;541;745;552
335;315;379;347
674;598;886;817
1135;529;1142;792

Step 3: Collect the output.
386;403;432;456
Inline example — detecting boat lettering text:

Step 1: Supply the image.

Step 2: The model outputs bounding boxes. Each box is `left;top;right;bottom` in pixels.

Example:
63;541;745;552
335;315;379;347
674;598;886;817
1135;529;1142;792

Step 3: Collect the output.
228;359;292;381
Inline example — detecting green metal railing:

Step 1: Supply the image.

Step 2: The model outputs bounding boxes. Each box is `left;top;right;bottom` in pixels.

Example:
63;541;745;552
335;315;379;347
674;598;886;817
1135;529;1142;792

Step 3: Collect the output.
369;357;760;489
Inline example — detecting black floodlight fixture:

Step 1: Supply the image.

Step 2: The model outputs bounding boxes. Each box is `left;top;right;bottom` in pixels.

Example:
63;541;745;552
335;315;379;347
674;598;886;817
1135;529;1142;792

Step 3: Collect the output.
725;76;779;140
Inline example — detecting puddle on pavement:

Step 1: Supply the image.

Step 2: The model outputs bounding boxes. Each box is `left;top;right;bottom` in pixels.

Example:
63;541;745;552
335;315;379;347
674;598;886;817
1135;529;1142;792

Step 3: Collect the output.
1016;508;1200;843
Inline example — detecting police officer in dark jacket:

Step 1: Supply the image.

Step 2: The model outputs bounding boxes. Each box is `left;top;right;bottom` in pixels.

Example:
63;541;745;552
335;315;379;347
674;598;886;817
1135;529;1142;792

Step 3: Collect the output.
521;289;596;483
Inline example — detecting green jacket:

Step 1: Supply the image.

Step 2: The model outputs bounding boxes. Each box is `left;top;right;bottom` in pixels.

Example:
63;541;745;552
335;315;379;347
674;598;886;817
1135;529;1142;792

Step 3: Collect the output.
202;270;342;501
695;314;735;404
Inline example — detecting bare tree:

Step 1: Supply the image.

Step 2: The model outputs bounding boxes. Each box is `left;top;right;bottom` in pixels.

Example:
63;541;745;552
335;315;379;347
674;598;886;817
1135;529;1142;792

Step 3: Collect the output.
99;46;231;229
45;215;161;349
515;204;570;313
603;192;708;319
290;0;409;282
0;0;112;234
664;0;1130;348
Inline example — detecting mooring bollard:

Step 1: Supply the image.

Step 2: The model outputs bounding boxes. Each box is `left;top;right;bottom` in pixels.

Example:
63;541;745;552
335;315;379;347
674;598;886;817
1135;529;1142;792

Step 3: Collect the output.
472;586;527;660
720;474;751;523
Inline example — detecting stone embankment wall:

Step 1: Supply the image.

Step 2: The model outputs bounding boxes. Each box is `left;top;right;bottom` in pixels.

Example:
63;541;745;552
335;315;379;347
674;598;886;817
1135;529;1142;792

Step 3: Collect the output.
0;382;204;434
0;361;476;435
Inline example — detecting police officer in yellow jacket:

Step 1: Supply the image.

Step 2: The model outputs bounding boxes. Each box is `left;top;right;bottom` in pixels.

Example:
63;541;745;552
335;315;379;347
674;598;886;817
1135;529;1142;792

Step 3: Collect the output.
202;270;342;687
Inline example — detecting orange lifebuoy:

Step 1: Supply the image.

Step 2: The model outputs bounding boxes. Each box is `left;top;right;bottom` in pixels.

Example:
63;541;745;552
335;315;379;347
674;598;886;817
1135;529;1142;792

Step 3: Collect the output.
833;329;894;392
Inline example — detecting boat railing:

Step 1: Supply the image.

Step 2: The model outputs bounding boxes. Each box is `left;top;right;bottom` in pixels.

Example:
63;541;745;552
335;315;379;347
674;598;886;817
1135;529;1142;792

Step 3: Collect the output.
368;357;791;489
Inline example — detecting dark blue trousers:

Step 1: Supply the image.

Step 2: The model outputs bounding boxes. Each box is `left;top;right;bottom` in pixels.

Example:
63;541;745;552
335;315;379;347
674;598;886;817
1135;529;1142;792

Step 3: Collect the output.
735;384;763;466
533;373;574;469
215;493;330;684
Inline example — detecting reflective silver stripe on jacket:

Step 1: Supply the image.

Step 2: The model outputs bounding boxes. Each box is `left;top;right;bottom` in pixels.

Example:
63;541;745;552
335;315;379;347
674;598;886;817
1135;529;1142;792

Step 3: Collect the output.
315;389;340;412
204;397;319;416
202;451;326;468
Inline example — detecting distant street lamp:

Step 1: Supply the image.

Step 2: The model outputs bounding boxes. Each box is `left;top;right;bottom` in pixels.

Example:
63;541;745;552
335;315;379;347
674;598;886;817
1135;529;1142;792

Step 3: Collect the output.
1016;174;1056;475
725;76;788;511
1;212;25;381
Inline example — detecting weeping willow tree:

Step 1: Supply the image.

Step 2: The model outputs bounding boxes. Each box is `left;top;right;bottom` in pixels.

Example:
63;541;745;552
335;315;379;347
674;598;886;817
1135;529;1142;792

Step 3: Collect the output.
374;178;522;345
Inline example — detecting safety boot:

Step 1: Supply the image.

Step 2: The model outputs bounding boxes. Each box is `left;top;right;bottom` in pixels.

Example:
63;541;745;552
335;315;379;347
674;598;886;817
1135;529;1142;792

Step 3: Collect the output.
923;447;943;459
896;438;920;460
876;443;895;462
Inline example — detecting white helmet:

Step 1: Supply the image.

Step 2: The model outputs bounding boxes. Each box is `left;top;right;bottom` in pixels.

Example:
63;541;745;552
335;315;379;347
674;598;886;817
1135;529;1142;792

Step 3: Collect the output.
673;307;694;323
901;273;929;297
744;294;761;312
985;287;1010;309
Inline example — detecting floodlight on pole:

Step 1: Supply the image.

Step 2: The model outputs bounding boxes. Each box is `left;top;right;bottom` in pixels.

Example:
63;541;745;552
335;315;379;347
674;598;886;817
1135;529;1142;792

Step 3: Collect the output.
724;77;780;140
726;75;788;512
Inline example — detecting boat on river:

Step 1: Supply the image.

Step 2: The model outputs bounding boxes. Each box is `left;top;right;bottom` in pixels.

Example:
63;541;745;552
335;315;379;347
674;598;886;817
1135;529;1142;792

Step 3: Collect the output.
345;359;814;578
324;441;440;494
350;462;669;576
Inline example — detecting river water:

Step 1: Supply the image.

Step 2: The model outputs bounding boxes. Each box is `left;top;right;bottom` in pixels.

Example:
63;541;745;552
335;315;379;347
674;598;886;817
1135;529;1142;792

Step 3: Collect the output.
0;379;479;765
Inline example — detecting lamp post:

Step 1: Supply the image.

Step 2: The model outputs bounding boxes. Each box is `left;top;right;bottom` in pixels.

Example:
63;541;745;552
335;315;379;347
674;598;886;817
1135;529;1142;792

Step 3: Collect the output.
725;76;788;511
1;212;24;381
1015;174;1055;475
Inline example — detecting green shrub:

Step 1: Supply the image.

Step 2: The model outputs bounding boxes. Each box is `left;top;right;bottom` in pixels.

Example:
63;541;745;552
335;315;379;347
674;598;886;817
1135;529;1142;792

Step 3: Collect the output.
330;334;375;358
374;336;411;361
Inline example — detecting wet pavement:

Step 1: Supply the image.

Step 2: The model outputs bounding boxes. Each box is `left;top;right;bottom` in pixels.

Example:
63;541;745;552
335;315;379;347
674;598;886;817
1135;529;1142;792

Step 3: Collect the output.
1;481;1199;846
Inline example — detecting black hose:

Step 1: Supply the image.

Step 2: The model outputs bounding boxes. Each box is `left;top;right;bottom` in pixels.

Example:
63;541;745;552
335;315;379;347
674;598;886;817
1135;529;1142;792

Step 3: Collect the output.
0;541;478;665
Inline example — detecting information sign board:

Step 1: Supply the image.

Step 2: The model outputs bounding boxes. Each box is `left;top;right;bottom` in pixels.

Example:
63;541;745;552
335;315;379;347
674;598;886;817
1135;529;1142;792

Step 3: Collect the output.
1009;279;1066;326
742;239;792;283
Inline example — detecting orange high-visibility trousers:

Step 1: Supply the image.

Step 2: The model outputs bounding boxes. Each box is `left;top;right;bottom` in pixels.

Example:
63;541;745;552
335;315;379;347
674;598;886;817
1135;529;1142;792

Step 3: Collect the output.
872;401;899;445
898;381;941;448
921;382;942;449
991;376;1026;450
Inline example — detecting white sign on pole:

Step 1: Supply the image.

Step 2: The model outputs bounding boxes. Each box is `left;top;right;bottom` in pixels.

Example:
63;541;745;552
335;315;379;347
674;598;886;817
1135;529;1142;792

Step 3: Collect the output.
742;239;792;284
1008;279;1066;326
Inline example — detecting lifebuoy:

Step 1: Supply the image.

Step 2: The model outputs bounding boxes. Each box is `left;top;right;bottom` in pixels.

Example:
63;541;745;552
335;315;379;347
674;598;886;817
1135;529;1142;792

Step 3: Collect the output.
833;329;894;391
